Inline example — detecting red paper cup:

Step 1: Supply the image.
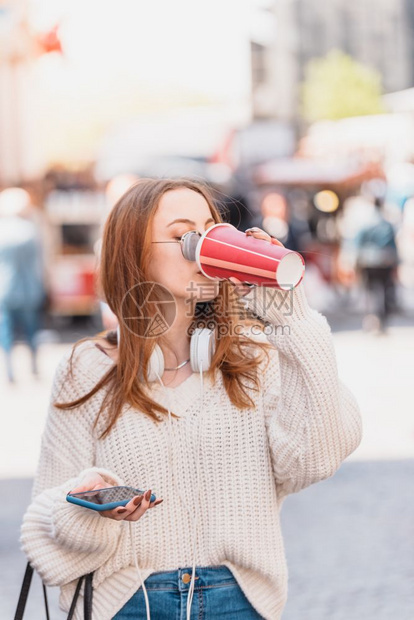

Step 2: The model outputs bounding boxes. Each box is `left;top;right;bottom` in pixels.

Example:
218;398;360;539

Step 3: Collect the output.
195;223;305;289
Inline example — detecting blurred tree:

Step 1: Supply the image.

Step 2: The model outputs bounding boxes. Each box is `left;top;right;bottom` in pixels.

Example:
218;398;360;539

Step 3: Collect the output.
301;50;385;122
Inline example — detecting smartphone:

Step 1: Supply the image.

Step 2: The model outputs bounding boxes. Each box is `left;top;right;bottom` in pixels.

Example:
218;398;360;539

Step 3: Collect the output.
66;486;156;512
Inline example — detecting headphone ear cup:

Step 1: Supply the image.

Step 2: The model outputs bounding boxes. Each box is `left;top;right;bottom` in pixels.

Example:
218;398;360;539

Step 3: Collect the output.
147;344;164;382
190;328;215;373
118;326;165;382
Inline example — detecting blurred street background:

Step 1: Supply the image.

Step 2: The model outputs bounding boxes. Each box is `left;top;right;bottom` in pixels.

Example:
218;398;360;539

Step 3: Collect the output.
1;0;414;618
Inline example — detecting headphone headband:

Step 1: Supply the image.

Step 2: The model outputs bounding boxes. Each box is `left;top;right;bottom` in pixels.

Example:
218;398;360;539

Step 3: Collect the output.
116;325;215;381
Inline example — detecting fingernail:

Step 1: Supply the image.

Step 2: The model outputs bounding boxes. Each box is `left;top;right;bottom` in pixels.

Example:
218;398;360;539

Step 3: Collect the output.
145;489;152;501
133;495;143;506
117;508;127;514
153;499;163;506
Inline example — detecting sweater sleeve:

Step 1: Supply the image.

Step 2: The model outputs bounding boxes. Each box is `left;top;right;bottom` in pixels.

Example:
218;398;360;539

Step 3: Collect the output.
243;282;362;500
20;346;125;586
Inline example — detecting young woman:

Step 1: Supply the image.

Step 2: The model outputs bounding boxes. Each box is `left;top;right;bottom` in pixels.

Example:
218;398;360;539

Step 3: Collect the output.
21;179;362;620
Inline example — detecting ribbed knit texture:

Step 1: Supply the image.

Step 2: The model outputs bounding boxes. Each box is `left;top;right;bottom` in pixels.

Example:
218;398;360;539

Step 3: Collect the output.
20;282;362;620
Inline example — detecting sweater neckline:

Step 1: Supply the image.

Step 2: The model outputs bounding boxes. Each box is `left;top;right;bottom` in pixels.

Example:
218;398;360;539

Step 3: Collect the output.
78;341;208;416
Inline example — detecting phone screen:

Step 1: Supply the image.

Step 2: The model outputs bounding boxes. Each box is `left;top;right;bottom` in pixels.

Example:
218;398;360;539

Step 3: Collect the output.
69;486;143;505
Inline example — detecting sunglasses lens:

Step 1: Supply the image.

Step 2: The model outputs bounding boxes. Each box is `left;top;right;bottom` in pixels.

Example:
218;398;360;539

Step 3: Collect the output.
181;231;201;261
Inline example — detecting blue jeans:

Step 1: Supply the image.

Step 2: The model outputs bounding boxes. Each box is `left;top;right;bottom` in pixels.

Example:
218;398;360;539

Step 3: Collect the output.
112;566;264;619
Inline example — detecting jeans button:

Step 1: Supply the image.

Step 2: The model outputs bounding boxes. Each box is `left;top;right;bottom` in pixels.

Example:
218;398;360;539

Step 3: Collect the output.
182;573;191;584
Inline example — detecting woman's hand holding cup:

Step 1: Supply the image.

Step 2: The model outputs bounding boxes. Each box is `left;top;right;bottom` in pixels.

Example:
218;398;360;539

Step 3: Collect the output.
229;227;285;297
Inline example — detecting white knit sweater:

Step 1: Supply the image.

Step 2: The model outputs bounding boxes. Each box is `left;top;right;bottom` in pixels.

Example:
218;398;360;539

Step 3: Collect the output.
21;283;362;620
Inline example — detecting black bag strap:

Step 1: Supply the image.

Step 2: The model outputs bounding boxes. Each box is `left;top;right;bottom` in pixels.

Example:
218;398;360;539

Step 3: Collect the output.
14;563;34;620
67;575;84;620
67;572;93;620
15;562;93;620
42;583;51;620
83;573;94;620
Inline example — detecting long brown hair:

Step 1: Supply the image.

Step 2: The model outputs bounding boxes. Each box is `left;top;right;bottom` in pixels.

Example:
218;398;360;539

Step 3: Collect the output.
55;178;273;437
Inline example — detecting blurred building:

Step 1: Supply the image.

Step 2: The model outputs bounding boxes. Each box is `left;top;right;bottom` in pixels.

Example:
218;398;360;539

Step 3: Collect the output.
251;0;413;121
0;0;62;185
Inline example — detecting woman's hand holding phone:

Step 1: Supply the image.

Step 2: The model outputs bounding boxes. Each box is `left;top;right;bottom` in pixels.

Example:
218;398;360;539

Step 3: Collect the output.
69;472;163;522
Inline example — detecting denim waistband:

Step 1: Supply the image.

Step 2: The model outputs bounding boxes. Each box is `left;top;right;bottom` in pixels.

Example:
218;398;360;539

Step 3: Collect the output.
142;566;237;592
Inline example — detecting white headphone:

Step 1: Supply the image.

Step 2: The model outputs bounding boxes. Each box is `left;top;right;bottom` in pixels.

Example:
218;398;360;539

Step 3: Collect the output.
116;325;215;381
